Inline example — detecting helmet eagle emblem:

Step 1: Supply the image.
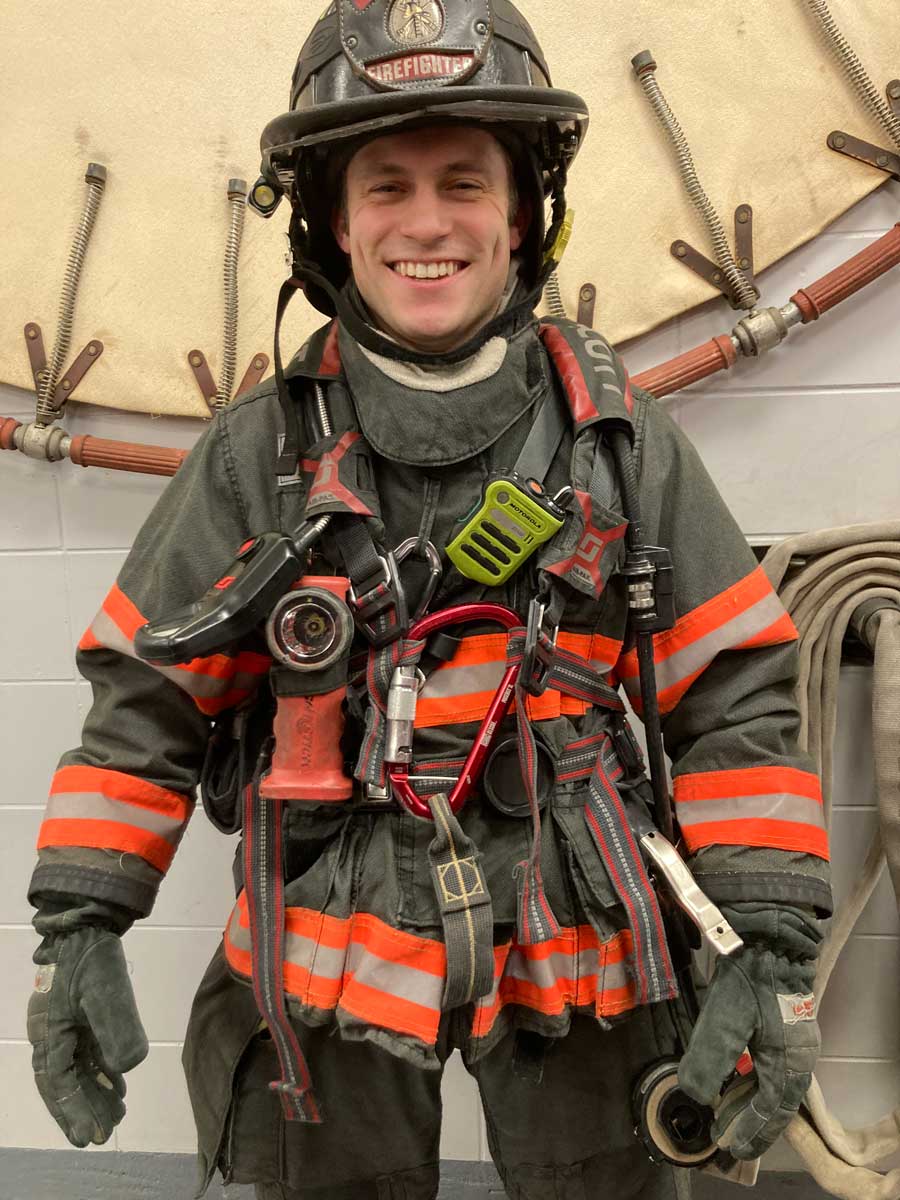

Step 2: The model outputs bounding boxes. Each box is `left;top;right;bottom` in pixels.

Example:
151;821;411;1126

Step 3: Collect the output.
387;0;445;45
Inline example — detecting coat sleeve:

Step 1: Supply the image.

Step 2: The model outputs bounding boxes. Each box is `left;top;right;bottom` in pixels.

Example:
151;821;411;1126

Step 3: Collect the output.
28;399;276;918
616;388;831;914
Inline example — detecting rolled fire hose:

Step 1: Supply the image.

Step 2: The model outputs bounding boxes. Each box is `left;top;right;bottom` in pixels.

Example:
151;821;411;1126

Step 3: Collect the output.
763;522;900;1200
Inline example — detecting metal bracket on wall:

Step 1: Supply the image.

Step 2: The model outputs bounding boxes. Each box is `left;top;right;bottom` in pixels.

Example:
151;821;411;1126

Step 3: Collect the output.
188;349;270;409
577;283;597;327
24;323;105;409
828;82;900;180
671;205;758;310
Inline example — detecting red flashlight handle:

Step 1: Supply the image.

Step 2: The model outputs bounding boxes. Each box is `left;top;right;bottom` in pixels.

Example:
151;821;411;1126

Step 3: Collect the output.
259;688;353;801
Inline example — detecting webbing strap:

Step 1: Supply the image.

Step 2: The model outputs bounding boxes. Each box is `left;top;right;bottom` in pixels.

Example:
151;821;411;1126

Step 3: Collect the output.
512;379;570;483
242;781;321;1123
503;632;625;945
426;791;495;1008
582;738;677;1006
511;680;560;945
763;523;900;1198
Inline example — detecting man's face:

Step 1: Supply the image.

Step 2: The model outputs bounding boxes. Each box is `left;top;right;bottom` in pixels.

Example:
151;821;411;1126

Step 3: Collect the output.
332;125;529;354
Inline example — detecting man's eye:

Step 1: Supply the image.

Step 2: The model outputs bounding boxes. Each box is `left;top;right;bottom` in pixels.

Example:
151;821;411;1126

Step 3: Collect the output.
371;183;401;194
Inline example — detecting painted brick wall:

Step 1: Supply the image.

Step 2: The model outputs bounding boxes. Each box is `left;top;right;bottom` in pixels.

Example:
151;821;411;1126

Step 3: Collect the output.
1;179;898;1172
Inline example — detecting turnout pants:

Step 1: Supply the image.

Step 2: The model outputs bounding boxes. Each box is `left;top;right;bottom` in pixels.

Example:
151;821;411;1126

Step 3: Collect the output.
184;944;691;1200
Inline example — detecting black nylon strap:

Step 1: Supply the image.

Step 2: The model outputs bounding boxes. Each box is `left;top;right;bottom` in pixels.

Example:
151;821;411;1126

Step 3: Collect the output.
512;379;569;484
274;278;307;476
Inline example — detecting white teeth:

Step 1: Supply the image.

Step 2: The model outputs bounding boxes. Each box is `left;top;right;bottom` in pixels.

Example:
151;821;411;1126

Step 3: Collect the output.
392;261;463;278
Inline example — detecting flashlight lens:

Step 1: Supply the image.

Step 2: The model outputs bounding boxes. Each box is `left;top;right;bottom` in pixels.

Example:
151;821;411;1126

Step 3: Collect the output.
282;601;336;661
253;184;277;210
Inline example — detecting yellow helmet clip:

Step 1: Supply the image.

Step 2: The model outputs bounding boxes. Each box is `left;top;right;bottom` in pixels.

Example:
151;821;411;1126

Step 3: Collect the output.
544;209;575;268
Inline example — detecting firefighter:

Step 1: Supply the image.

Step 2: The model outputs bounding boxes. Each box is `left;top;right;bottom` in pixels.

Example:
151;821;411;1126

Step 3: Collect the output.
26;3;831;1198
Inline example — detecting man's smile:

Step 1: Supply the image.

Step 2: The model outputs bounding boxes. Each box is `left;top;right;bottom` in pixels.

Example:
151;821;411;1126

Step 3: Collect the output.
388;260;471;279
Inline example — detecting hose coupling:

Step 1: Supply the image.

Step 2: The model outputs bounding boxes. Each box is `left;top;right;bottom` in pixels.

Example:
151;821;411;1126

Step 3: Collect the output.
732;306;791;357
15;421;71;462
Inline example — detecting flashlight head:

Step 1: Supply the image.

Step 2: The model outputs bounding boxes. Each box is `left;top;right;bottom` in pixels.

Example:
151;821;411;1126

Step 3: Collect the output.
248;176;282;217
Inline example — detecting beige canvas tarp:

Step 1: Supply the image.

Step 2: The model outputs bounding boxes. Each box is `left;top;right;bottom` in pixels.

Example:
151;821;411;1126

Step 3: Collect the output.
1;0;897;417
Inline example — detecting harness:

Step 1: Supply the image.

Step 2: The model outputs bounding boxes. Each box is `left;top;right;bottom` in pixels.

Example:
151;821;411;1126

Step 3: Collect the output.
141;317;693;1123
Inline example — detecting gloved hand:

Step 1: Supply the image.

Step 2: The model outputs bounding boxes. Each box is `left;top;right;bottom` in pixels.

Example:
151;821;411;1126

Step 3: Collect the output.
678;901;825;1161
27;920;149;1147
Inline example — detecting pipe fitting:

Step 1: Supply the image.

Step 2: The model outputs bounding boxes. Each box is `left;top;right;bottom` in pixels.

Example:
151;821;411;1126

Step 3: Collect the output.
732;306;790;357
16;421;72;462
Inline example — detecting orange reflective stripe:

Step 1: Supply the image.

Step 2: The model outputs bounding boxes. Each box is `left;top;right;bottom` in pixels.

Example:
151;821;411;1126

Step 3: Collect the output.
225;899;645;1052
226;897;446;1043
77;628;102;652
80;582;271;714
675;766;828;859
177;648;271;684
37;817;177;872
280;905;446;977
681;819;829;859
336;977;441;1043
675;765;822;803
51;764;191;820
619;565;797;714
471;927;636;1040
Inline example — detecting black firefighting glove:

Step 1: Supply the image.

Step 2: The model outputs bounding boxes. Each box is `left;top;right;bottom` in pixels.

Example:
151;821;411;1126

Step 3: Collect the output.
678;901;825;1161
27;898;148;1147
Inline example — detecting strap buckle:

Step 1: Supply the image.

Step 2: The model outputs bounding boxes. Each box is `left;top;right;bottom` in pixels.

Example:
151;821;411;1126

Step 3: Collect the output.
349;551;408;647
611;715;645;777
522;597;559;697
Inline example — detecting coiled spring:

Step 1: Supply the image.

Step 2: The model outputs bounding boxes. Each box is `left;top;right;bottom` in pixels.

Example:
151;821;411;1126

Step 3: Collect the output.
805;0;900;152
632;53;758;312
36;165;107;424
544;269;567;319
214;180;248;409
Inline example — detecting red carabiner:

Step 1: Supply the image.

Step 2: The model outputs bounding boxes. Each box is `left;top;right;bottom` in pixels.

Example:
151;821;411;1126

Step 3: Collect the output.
386;603;522;820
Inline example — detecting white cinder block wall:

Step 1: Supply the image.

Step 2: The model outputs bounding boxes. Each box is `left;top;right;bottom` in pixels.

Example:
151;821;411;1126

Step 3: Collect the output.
1;180;898;1171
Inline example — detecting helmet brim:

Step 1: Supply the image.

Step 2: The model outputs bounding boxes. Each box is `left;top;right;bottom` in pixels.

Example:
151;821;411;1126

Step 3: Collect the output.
261;86;588;170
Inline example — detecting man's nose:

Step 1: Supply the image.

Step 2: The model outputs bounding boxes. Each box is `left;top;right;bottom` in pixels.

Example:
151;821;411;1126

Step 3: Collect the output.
397;189;452;242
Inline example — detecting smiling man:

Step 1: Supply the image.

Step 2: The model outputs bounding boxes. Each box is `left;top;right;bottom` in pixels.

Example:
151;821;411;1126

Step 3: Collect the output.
333;126;528;351
27;3;831;1199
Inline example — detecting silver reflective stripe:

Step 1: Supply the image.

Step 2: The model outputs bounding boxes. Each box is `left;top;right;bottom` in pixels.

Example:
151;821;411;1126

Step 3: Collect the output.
676;792;825;829
420;659;505;701
625;589;787;699
506;946;605;990
228;912;445;1012
344;939;444;1011
477;941;630;1009
90;608;254;700
45;791;186;842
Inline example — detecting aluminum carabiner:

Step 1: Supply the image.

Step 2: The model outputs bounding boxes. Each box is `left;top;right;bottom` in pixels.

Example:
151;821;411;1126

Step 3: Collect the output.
392;537;443;624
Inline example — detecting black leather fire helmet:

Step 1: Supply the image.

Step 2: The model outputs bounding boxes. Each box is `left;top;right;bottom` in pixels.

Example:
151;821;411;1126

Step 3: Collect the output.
256;0;590;321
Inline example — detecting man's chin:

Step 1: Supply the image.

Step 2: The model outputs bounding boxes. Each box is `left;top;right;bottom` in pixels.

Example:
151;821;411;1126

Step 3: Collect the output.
388;312;488;355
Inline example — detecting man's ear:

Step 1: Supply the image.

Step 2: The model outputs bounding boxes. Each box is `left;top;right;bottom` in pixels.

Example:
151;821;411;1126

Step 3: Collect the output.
509;197;532;252
331;206;351;254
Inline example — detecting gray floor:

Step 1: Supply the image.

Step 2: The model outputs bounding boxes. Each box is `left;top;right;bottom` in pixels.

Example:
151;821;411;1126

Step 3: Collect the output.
0;1151;835;1200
